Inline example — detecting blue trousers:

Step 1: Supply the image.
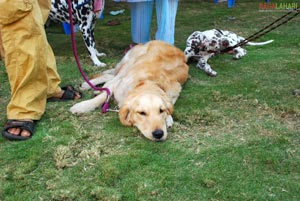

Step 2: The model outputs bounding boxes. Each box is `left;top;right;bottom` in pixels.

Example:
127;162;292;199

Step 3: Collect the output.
130;0;178;45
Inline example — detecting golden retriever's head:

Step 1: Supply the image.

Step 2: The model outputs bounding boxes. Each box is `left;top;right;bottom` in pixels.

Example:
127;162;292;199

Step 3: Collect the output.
119;87;173;142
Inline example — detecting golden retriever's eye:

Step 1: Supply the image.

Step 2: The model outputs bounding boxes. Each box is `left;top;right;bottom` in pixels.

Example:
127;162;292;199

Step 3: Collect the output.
159;109;164;114
139;111;147;116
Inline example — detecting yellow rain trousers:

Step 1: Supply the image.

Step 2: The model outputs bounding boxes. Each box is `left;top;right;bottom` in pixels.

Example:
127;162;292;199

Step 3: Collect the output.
0;0;62;120
0;27;4;60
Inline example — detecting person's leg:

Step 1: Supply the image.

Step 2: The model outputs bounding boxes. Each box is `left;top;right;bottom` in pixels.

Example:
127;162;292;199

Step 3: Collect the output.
44;33;82;101
0;25;4;61
45;43;63;98
38;0;62;97
130;1;154;44
1;0;81;140
0;0;50;139
2;1;49;121
155;0;178;45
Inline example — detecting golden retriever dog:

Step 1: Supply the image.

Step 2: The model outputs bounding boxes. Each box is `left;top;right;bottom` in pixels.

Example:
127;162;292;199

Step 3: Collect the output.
70;40;189;141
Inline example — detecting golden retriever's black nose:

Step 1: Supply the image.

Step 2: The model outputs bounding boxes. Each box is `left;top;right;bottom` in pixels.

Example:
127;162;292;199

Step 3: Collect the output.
152;129;164;139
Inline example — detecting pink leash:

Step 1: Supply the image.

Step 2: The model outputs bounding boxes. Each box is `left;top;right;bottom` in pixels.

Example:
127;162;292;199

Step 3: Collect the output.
67;0;110;113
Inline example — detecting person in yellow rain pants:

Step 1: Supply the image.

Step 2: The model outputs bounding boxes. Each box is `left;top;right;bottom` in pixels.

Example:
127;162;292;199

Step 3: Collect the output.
0;26;4;61
0;0;82;141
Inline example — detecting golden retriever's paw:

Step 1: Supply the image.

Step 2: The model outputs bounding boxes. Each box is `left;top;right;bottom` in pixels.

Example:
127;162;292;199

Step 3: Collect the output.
166;115;174;128
70;101;96;114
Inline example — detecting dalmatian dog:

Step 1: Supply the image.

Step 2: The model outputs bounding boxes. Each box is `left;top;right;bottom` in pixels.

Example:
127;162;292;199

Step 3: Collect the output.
184;29;273;76
49;0;106;67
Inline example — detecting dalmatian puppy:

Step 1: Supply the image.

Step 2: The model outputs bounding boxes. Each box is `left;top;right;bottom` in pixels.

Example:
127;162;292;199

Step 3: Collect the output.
49;0;106;67
184;29;273;76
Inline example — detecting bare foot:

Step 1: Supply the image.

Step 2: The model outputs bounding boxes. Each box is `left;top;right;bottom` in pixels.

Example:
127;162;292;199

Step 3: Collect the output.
6;120;33;138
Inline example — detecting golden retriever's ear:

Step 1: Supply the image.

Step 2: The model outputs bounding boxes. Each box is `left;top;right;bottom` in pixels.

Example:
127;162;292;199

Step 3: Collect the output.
163;95;174;115
119;103;133;126
166;101;174;115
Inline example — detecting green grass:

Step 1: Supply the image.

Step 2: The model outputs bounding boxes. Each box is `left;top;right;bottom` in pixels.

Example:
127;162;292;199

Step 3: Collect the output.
1;1;300;200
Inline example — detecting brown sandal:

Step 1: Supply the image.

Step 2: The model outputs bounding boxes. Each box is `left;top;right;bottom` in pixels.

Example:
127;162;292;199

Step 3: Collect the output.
47;85;82;102
2;120;35;141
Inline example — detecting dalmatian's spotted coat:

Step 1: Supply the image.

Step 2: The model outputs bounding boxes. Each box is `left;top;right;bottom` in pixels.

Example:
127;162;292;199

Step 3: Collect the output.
49;0;106;67
184;29;273;76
